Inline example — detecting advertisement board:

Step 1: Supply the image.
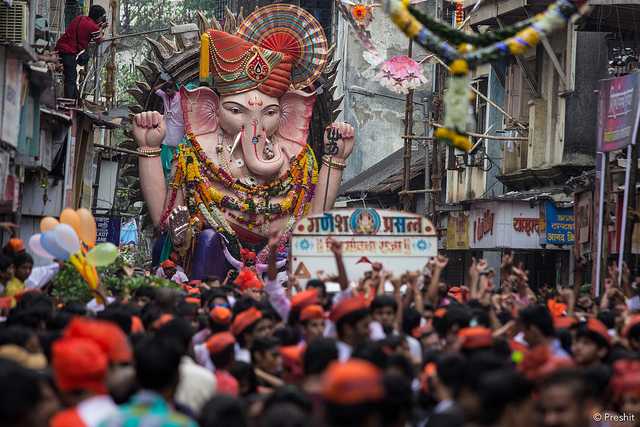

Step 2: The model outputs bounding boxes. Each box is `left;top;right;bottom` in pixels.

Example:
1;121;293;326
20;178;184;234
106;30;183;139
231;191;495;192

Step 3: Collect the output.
597;72;640;152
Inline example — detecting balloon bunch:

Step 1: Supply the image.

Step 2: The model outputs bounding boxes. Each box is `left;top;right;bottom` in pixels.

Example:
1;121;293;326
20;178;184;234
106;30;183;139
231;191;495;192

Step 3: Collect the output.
28;208;119;303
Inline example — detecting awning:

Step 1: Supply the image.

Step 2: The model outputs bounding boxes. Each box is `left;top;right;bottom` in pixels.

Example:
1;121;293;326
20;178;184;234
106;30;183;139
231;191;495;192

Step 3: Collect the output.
339;145;426;196
40;107;71;122
497;163;592;192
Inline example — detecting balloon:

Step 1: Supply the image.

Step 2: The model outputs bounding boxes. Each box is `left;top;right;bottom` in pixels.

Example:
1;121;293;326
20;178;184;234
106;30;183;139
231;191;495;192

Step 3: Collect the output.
40;216;59;233
76;208;97;247
41;230;70;260
60;208;81;236
87;243;119;267
53;223;81;255
28;234;54;260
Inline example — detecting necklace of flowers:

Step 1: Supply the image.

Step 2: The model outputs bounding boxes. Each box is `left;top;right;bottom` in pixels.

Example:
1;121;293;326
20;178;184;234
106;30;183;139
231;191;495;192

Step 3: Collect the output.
189;132;305;198
162;135;318;263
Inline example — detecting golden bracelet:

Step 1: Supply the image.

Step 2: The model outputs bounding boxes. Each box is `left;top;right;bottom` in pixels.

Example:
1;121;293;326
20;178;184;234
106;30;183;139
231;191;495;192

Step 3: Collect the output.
137;146;162;157
321;156;346;171
322;161;346;170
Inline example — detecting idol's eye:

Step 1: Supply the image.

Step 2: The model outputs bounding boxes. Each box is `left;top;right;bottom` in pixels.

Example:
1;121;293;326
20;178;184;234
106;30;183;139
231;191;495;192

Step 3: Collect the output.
223;103;243;115
266;109;279;116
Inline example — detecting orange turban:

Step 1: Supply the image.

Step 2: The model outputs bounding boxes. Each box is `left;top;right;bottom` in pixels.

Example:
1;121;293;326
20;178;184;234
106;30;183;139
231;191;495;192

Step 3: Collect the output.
206;332;236;355
210;306;232;325
291;288;319;312
64;317;132;364
52;337;108;394
330;297;369;323
300;304;325;322
231;307;262;337
322;360;384;405
161;260;176;269
8;238;25;253
234;268;263;291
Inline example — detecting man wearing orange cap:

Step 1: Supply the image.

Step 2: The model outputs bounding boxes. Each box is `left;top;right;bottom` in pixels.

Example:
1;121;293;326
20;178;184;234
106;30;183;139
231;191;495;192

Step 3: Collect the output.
193;303;233;371
50;336;118;427
322;360;385;427
300;304;326;343
232;306;268;363
158;259;189;284
233;268;264;302
330;297;371;361
206;332;240;396
63;317;135;407
571;318;611;367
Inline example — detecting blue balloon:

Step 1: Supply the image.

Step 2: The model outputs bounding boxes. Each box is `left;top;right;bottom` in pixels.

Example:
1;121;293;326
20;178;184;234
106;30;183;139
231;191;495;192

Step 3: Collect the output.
41;230;70;260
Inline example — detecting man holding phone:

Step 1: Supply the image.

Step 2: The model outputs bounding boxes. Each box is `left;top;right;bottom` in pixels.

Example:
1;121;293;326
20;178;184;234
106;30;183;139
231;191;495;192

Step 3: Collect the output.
55;5;107;99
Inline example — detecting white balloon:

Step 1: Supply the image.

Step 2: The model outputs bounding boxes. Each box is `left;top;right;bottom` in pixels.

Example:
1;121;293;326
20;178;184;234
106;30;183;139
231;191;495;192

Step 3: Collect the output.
28;234;54;260
53;223;81;255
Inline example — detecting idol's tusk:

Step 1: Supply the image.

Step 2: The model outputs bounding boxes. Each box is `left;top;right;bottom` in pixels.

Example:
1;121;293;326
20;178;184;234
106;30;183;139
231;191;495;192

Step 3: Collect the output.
230;131;242;155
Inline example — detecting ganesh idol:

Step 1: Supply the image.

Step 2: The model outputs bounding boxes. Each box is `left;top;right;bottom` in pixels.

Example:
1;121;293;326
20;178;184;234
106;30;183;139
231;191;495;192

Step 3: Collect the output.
131;5;355;279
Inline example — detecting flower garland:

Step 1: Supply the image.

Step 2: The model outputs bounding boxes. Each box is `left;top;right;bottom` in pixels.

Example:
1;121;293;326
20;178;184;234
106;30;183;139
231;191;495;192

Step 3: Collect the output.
161;134;318;264
385;0;586;151
406;4;538;48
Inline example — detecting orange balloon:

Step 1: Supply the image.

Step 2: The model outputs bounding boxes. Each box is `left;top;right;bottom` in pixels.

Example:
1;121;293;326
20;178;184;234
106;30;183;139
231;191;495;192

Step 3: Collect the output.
76;208;97;248
40;216;59;233
59;208;81;236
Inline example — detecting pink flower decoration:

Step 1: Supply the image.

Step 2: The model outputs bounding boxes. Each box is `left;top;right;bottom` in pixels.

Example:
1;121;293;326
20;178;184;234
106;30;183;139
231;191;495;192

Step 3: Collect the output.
376;56;428;94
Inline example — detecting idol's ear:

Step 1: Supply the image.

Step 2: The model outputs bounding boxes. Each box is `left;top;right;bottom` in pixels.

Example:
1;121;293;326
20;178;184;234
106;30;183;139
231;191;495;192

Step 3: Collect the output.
277;90;316;146
180;86;220;137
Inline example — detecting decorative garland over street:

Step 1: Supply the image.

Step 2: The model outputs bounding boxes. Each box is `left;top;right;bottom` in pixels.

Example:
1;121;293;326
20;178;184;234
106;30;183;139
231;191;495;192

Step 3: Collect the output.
385;0;587;151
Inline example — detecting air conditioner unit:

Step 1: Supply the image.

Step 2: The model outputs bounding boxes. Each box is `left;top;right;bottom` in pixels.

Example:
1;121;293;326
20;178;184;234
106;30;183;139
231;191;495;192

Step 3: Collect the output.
0;1;28;43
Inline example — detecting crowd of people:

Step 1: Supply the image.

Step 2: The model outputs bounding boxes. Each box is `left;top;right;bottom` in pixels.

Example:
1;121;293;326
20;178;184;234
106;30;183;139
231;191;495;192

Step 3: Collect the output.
0;231;639;427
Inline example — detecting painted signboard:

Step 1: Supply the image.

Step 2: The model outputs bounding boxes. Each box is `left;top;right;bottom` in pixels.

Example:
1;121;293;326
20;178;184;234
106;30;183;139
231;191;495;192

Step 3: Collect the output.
95;215;122;246
446;211;469;250
544;202;575;245
291;209;437;282
597;72;640;153
468;202;541;249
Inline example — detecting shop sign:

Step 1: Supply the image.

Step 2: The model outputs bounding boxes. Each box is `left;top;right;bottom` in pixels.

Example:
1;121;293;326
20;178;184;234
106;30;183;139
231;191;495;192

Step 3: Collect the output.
95;215;122;246
597;72;640;152
513;217;540;236
469;202;542;249
473;209;494;243
1;56;23;148
446;211;469;250
292;209;437;282
543;202;575;245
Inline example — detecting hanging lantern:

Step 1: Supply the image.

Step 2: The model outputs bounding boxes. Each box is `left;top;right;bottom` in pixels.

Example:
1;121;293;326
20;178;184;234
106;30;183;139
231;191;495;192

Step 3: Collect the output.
376;55;428;94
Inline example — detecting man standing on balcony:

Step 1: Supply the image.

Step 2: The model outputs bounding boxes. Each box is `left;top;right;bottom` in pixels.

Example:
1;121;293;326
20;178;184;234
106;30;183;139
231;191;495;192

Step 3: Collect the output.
55;5;107;100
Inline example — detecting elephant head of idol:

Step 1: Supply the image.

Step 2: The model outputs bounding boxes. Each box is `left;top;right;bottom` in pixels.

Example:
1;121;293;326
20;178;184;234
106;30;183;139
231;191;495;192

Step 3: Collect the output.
181;14;329;179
